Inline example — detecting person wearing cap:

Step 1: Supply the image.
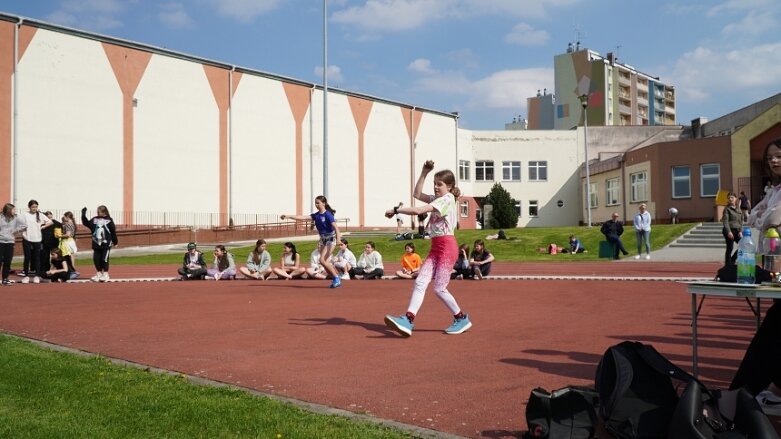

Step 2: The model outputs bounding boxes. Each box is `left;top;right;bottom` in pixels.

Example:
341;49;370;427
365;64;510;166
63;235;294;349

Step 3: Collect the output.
600;212;629;260
177;242;207;280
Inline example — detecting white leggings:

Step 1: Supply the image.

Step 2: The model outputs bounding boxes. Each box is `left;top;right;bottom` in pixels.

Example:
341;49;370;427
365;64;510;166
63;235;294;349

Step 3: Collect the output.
407;235;461;316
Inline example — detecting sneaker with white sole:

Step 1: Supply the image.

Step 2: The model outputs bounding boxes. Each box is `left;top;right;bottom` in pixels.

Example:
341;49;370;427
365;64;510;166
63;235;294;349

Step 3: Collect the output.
329;277;342;289
645;254;651;260
20;276;30;284
445;314;473;335
100;272;110;282
634;255;641;260
384;314;414;337
341;272;350;280
756;390;781;416
32;276;40;284
1;279;13;286
91;274;101;282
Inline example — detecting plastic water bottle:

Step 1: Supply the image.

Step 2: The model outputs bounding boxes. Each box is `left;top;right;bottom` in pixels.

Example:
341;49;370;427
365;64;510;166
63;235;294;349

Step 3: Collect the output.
737;226;756;284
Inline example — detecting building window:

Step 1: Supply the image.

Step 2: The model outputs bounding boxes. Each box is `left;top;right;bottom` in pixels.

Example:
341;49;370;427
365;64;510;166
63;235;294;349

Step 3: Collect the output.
475;161;494;181
606;178;620;205
672;166;691;198
459;201;469;218
515;201;522;218
701;163;720;197
528;200;538;217
630;171;648;202
587;182;598;208
458;160;470;181
528;161;547;181
502;161;521;181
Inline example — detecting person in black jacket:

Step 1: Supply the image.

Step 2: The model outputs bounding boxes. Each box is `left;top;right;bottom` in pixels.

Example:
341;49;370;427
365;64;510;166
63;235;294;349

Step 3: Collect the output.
178;242;207;280
81;205;118;282
600;212;629;260
40;211;62;274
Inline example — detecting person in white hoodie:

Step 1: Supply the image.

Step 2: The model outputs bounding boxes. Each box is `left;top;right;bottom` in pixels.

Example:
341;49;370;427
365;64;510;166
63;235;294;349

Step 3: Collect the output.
0;203;27;286
20;199;52;283
633;203;652;260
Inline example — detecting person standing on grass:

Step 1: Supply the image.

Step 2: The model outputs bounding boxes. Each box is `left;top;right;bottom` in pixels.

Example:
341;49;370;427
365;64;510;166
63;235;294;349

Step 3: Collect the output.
633;203;652;260
0;203;26;286
383;160;472;337
721;192;743;266
281;195;342;288
81;205;118;282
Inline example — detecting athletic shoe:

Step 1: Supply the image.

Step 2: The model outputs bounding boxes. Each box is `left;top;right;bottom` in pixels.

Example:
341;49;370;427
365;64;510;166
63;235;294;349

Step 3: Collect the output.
384;314;414;337
756;390;781;416
20;276;29;284
341;272;350;280
445;314;473;335
329;277;342;289
100;273;110;282
90;274;101;282
32;276;40;284
645;254;651;260
1;279;12;286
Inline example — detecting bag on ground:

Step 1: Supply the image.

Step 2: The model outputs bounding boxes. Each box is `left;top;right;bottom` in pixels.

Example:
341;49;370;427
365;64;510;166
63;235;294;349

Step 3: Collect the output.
715;264;772;283
525;386;598;439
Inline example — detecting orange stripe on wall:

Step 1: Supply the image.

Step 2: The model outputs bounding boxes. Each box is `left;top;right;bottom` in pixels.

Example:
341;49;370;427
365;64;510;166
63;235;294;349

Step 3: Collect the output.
282;83;311;216
400;108;422;208
349;97;373;227
102;44;152;225
203;66;231;226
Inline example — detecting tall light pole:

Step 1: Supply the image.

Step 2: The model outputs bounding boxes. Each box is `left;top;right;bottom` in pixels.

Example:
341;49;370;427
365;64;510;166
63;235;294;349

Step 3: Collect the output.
322;0;329;198
579;94;592;227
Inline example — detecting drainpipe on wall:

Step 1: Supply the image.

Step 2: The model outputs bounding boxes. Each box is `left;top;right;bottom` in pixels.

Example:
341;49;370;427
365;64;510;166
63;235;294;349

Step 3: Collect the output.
11;17;23;205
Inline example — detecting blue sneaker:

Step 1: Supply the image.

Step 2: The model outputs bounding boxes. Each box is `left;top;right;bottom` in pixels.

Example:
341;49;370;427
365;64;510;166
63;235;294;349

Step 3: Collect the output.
329;277;341;288
384;314;414;337
445;314;472;335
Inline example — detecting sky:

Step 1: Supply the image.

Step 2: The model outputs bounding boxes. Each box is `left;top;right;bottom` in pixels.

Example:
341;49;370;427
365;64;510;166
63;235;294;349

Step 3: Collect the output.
1;0;780;130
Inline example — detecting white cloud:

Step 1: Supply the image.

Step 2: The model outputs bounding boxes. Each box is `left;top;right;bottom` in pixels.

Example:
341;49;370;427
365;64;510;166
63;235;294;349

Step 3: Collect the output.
158;3;195;29
708;0;778;16
670;43;781;102
408;58;437;75
314;65;344;83
207;0;282;23
722;10;778;37
331;0;582;32
46;0;126;30
445;48;480;69
505;22;550;46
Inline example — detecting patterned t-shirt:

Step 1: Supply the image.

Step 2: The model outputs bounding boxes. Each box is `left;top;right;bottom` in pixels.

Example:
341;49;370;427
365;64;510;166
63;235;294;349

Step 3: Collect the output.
425;192;457;237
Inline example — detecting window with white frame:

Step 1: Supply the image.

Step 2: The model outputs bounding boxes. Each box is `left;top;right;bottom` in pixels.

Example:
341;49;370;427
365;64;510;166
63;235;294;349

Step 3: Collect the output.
528;200;538;217
606;178;620;205
701;163;720;197
672;166;691;198
502;161;521;181
528;161;547;181
460;201;469;218
458;160;471;181
515;201;522;218
630;171;648;202
475;161;494;181
587;182;598;208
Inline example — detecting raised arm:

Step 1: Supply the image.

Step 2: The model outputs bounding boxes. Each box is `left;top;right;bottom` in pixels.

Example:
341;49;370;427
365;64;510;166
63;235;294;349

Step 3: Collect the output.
413;160;435;202
280;214;311;222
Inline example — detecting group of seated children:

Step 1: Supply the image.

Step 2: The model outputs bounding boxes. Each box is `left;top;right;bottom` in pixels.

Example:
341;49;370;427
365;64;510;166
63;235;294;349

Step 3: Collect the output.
451;239;495;280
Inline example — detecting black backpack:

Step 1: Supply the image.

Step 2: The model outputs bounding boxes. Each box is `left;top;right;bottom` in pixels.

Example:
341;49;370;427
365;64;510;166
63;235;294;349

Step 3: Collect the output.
525;386;599;439
595;341;694;438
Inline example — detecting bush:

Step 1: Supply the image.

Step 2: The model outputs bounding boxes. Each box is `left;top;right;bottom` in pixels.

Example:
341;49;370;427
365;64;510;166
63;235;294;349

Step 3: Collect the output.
484;183;519;229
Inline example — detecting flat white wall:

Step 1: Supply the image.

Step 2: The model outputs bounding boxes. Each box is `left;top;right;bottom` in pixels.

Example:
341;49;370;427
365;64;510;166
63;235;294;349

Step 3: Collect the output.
16;29;124;211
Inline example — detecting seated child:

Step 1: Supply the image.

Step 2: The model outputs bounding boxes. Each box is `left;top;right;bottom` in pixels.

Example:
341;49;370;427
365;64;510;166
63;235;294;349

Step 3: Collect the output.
332;238;356;280
44;248;75;283
239;239;272;280
355;241;384;279
271;242;306;280
395;242;422;279
469;239;495;280
306;248;331;280
206;245;236;280
178;242;207;280
451;244;471;279
567;235;586;254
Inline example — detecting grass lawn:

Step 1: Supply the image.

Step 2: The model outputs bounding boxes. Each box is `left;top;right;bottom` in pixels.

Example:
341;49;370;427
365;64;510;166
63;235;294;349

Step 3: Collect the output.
0;335;412;439
109;224;696;266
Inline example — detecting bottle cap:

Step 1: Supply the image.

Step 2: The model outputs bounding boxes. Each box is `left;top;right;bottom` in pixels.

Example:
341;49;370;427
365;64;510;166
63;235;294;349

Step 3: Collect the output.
743;227;752;236
766;228;780;238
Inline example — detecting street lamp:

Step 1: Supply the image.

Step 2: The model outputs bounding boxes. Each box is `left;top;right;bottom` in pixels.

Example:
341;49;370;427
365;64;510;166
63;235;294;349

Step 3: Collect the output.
322;0;329;198
579;94;592;227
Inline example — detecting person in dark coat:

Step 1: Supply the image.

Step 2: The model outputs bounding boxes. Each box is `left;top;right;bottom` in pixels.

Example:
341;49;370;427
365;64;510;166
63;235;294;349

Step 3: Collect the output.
600;212;629;260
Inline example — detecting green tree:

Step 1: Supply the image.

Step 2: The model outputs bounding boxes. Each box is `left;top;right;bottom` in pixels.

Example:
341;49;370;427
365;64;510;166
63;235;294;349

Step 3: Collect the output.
484;182;519;229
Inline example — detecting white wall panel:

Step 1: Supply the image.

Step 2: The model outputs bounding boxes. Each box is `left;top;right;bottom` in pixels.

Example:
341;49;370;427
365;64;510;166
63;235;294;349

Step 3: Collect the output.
321;93;359;226
16;29;123;211
133;55;219;216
